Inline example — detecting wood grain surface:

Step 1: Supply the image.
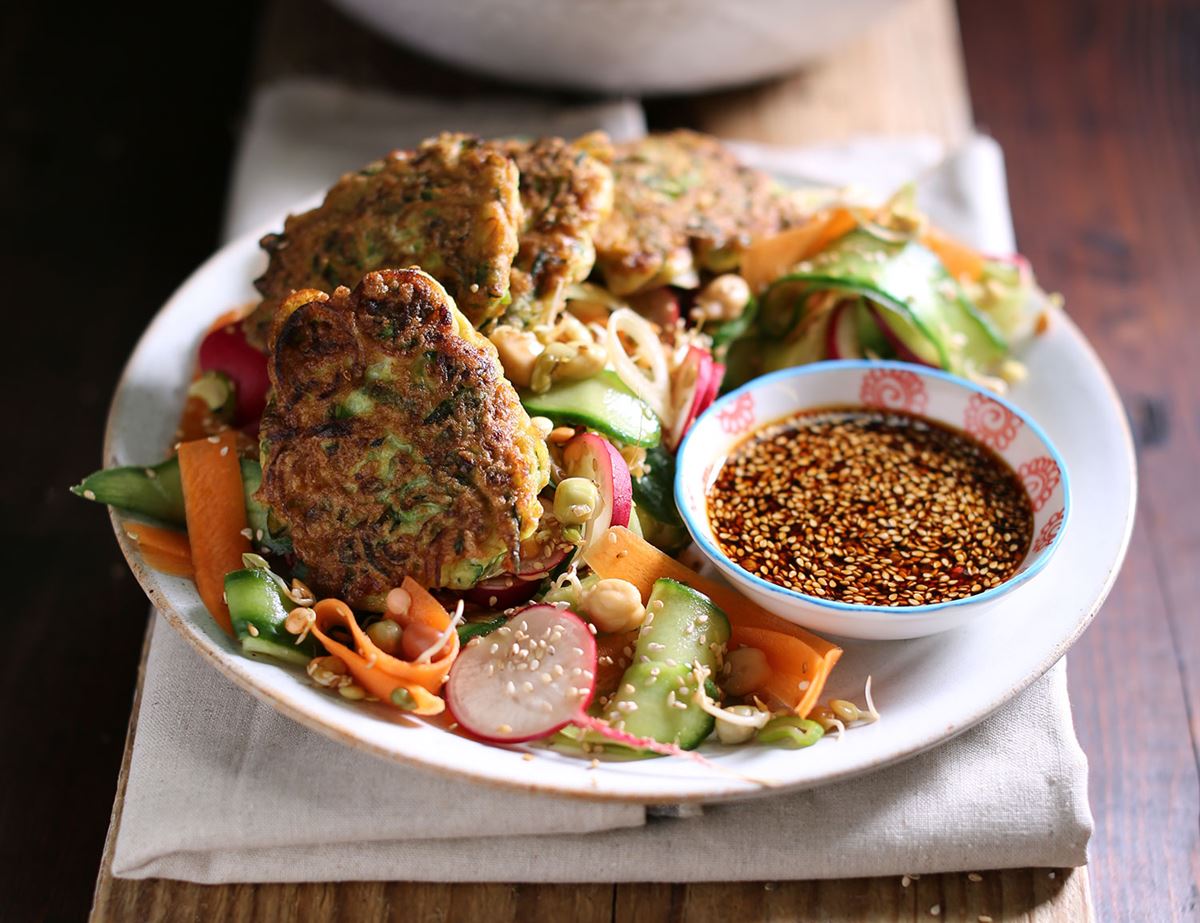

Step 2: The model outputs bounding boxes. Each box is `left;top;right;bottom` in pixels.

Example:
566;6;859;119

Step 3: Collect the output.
2;0;1195;918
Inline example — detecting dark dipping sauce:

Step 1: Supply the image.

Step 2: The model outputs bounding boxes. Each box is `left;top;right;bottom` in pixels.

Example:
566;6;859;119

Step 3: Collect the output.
707;406;1034;607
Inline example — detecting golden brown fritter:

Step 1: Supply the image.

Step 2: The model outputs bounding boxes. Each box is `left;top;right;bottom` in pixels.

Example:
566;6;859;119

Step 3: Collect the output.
257;269;550;609
593;130;805;295
498;133;614;328
245;134;522;346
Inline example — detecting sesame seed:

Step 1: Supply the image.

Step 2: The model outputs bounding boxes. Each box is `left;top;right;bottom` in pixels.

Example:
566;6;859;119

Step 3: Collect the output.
83;489;96;500
930;905;940;917
968;872;983;882
522;753;534;762
707;407;1033;606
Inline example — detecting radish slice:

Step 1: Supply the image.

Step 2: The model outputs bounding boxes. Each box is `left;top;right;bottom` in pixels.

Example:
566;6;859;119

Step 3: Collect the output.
446;605;729;761
462;501;573;607
198;324;270;424
563;433;632;553
700;362;725;411
447;605;597;743
825;302;863;360
461;574;542;609
607;308;672;423
667;346;718;448
462;544;572;608
869;306;940;368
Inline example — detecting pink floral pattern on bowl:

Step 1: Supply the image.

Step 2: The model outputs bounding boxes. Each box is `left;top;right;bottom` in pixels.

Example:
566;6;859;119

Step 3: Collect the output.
674;361;1071;640
716;392;756;436
859;368;929;414
1019;456;1062;512
963;392;1023;450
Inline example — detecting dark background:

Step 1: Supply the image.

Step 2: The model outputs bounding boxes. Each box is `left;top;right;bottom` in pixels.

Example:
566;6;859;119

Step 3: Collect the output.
3;1;1197;920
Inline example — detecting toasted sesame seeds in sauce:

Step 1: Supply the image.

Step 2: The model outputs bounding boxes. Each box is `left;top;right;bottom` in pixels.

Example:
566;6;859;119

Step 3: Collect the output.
707;406;1034;606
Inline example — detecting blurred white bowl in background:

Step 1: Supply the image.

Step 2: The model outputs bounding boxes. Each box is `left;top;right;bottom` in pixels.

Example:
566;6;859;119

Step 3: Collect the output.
329;0;897;95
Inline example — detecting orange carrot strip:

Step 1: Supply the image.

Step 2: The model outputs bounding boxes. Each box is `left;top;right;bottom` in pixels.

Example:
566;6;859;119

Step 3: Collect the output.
584;528;841;716
585;528;841;657
400;577;454;634
594;629;641;697
319;595;457;694
728;626;838;718
177;432;251;635
921;226;986;283
176;394;215;444
309;599;447;715
124;523;194;578
742;208;857;294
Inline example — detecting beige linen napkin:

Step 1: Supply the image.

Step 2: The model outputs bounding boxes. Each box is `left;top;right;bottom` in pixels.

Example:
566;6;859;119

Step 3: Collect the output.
111;81;1092;882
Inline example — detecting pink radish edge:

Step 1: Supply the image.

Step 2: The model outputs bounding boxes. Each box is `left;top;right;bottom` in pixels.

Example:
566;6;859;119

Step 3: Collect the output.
563;432;632;537
868;305;939;367
198;324;271;423
444;605;717;768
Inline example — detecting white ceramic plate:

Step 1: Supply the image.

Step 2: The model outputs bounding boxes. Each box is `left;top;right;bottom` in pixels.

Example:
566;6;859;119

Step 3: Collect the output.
103;214;1135;803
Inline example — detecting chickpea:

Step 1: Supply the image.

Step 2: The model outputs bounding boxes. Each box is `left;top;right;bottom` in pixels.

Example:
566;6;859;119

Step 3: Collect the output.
530;341;606;393
723;646;772;696
695;274;751;323
554;477;600;525
306;655;350;689
385;586;412;620
401;621;452;662
558;342;606;379
366;618;403;655
489;325;542;388
715;705;763;745
579;577;646;634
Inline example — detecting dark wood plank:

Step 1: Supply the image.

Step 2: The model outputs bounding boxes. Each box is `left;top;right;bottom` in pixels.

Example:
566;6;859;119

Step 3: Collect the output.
0;3;261;921
959;0;1200;919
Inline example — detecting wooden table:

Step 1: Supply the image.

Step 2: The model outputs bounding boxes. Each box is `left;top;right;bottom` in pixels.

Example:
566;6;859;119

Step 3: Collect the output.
4;0;1194;919
88;0;1092;919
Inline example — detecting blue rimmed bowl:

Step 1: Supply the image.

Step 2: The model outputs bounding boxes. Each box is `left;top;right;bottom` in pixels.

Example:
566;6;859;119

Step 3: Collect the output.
674;361;1071;640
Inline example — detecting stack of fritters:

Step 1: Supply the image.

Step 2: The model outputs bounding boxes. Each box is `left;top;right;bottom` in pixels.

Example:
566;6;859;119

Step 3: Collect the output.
250;131;803;600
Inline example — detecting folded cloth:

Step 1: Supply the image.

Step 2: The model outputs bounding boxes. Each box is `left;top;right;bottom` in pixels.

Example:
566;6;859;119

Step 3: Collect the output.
111;79;1092;883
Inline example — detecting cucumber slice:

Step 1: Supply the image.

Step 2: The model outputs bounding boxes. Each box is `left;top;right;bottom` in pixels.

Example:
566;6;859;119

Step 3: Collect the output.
760;230;1008;373
225;568;316;658
186;370;236;423
607;662;715;750
73;454;292;555
241;635;311;667
854;299;892;358
635;578;731;673
239;459;293;555
521;370;661;448
71;456;185;524
631;444;683;528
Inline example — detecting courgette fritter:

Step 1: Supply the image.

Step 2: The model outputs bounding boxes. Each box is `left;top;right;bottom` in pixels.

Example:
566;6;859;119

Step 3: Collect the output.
257;268;550;609
500;133;614;327
593;130;805;295
245;133;523;346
